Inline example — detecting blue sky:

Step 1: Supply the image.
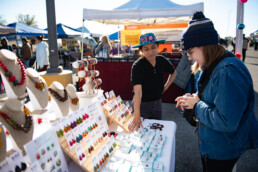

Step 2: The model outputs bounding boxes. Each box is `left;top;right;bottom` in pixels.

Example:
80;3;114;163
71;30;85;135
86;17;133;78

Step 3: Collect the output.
0;0;257;37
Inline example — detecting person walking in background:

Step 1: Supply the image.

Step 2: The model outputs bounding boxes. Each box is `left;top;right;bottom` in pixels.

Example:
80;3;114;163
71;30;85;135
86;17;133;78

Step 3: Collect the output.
242;34;249;62
175;11;258;172
254;37;258;51
129;32;176;132
21;37;32;67
35;35;49;72
94;35;112;58
0;37;12;51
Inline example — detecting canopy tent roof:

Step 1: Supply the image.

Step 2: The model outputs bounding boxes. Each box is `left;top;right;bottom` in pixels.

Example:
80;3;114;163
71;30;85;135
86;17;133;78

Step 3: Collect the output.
109;31;120;40
54;23;90;38
7;22;48;36
76;26;90;34
83;0;204;25
0;24;16;34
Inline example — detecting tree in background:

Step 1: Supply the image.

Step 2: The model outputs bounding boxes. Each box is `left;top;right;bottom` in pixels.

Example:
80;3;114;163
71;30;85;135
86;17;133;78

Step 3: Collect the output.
0;15;7;25
17;14;38;27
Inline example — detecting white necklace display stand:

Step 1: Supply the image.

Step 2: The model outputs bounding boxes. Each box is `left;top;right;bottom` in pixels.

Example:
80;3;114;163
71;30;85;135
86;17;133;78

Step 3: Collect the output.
0;99;34;152
25;68;48;111
48;81;69;117
0;50;26;100
66;84;79;112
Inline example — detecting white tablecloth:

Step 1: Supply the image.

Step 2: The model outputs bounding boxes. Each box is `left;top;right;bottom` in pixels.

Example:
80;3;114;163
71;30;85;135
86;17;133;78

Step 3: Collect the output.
68;119;177;172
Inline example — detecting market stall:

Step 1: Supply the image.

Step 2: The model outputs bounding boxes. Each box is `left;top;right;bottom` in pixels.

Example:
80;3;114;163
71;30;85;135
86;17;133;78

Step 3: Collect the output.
0;49;177;172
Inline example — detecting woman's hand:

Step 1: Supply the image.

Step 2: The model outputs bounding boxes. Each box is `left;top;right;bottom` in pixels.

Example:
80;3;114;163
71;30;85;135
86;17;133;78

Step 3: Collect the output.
128;113;144;132
175;93;200;110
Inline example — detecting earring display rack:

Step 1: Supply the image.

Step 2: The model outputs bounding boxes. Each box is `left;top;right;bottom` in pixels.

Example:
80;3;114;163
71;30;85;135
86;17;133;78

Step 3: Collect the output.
51;103;117;172
98;91;134;134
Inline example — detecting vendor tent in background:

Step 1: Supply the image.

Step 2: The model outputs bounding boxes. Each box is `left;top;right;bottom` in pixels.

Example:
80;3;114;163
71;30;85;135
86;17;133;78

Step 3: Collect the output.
109;31;120;40
55;23;90;38
7;22;48;37
0;24;16;34
76;26;102;38
83;0;203;25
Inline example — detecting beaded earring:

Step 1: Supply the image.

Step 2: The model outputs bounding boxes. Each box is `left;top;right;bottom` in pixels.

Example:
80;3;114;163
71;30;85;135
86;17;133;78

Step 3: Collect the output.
15;162;27;172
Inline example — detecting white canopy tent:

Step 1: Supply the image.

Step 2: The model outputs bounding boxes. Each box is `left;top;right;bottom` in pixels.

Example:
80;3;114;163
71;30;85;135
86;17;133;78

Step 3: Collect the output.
82;0;203;58
83;0;204;25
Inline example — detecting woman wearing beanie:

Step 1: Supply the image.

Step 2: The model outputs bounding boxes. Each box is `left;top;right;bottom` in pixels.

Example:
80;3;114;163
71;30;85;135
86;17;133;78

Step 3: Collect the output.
176;11;258;172
129;32;176;132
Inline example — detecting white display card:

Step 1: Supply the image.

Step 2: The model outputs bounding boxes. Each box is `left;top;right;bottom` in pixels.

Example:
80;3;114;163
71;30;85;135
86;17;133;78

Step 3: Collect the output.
140;156;155;163
85;138;93;154
115;109;122;120
26;161;43;172
110;100;118;111
0;158;11;172
9;150;25;172
116;95;123;105
75;145;86;165
24;129;68;172
153;161;164;170
139;162;153;169
104;92;110;99
64;131;77;150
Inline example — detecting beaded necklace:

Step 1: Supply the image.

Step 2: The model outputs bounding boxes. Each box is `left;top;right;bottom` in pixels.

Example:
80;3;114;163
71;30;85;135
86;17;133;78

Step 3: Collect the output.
68;95;79;105
48;88;68;102
0;58;26;86
27;74;46;91
0;106;32;133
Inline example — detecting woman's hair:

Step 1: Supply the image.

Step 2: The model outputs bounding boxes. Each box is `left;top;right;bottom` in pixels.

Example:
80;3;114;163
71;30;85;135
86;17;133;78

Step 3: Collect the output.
1;37;8;46
192;44;226;74
101;35;112;50
36;35;44;41
22;37;28;43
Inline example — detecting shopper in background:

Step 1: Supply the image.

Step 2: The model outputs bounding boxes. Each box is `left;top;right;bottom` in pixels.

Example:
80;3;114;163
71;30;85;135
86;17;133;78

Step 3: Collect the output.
94;35;112;58
242;34;249;63
21;37;32;67
35;35;49;71
0;37;12;51
129;32;176;132
175;11;258;172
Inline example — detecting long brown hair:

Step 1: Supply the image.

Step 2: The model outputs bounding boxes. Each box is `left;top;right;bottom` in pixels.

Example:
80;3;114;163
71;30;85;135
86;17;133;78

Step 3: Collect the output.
192;44;226;74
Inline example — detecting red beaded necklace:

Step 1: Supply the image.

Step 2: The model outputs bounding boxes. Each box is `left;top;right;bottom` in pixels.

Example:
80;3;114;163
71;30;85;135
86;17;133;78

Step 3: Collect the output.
0;58;26;86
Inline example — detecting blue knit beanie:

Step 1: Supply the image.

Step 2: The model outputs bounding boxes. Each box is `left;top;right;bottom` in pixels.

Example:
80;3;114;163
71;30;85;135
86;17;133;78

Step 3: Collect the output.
181;11;219;50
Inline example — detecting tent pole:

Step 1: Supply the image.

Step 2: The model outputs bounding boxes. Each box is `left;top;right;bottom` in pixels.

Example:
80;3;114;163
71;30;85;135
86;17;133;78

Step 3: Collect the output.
81;19;85;60
235;0;244;59
118;26;120;57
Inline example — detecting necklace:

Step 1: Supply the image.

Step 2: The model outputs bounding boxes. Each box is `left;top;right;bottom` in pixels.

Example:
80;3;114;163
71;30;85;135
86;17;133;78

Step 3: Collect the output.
48;88;68;102
27;74;46;91
71;97;79;105
0;106;32;133
0;58;26;86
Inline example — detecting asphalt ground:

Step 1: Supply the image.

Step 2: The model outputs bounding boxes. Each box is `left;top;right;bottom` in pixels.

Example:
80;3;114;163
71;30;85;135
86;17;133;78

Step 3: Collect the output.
162;45;258;172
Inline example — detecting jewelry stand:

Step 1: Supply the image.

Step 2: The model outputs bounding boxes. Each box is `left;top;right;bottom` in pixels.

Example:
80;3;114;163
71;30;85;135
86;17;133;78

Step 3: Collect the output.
0;99;34;152
0;124;6;162
25;68;48;111
66;84;79;112
0;50;26;100
48;81;69;117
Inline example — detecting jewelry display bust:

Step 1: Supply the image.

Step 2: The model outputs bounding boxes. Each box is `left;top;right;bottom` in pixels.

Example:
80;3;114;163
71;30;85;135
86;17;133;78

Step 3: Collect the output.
48;81;69;117
66;84;79;111
0;50;26;100
0;99;34;151
0;124;6;162
25;68;48;111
